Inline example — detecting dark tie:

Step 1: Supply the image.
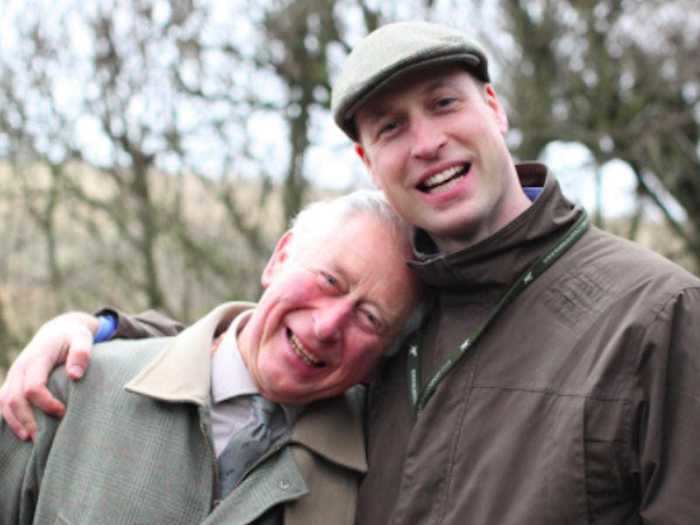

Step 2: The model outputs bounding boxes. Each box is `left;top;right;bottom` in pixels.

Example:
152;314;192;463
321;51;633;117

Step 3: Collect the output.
216;394;289;499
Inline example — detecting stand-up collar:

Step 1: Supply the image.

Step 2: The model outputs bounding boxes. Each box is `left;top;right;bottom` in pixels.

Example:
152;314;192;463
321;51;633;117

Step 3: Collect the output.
410;163;583;297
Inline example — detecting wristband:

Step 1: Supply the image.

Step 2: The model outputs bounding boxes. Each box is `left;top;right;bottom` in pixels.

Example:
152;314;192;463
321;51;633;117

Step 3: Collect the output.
94;313;118;343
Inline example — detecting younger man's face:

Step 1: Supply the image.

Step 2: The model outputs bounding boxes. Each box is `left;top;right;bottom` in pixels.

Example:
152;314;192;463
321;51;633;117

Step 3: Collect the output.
354;64;527;253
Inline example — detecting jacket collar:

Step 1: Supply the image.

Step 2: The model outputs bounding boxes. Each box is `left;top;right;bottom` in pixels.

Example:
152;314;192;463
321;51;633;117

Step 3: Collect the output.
291;385;367;473
125;302;251;405
410;163;584;299
124;302;367;474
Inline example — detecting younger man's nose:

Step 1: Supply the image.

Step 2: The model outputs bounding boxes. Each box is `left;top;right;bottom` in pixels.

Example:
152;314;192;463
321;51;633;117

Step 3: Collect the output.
410;117;446;160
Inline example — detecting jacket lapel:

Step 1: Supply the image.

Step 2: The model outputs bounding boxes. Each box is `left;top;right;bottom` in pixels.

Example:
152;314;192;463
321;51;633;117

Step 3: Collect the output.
124;302;255;405
291;385;367;474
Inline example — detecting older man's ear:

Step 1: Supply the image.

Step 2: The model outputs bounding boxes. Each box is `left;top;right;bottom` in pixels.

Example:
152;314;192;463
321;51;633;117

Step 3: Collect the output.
261;230;294;288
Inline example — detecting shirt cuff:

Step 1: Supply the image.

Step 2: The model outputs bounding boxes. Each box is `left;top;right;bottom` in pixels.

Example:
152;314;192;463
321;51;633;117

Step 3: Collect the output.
94;312;118;343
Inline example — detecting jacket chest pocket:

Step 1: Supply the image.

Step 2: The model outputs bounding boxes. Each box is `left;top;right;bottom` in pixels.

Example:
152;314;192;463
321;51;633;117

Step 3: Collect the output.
546;396;637;523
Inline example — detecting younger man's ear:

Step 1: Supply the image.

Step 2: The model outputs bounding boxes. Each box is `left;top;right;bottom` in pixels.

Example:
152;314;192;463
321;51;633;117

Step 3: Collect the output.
484;84;509;135
261;230;293;288
354;144;384;190
354;143;370;168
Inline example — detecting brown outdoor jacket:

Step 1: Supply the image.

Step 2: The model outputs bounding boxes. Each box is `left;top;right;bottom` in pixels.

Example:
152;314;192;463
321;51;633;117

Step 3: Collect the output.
357;163;700;525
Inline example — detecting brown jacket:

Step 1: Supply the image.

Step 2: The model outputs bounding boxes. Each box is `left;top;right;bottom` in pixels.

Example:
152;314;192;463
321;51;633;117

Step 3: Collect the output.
357;163;700;525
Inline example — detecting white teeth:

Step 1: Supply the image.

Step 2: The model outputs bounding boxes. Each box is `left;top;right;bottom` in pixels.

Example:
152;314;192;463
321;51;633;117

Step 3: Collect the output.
436;177;463;193
289;333;323;367
424;165;465;188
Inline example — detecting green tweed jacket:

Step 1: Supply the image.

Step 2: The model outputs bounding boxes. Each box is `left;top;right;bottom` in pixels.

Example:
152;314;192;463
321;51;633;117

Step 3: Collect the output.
0;302;367;525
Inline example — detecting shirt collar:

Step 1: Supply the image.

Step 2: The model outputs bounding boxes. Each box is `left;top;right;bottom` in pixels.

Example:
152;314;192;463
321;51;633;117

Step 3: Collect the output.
210;310;259;403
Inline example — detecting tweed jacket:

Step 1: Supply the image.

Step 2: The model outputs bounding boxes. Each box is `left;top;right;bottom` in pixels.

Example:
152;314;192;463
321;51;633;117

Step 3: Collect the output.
0;302;367;525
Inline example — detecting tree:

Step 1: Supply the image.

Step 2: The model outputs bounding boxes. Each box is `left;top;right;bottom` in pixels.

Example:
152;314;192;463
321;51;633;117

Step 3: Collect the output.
0;1;282;352
492;0;700;270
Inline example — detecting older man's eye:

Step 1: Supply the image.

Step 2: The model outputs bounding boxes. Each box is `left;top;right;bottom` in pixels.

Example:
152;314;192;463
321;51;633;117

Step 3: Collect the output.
359;309;383;333
318;271;339;289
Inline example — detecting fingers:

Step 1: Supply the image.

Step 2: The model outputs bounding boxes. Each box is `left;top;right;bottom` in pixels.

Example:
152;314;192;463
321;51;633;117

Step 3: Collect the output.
65;327;95;380
0;351;68;441
25;384;66;419
23;355;68;418
0;360;36;441
0;311;98;441
0;395;34;441
17;322;93;419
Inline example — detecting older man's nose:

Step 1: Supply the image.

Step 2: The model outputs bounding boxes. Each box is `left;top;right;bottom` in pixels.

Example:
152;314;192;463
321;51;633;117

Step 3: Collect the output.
313;301;353;342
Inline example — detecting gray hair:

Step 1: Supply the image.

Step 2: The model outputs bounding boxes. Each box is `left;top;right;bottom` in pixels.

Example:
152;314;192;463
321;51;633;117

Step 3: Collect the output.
288;189;426;356
289;189;410;253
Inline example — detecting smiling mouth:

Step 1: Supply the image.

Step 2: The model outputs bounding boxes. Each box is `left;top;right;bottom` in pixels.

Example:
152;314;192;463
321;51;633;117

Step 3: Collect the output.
287;329;326;368
418;163;471;194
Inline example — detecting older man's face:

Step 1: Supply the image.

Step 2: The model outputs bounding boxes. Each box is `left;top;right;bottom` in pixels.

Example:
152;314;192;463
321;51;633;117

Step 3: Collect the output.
238;212;418;405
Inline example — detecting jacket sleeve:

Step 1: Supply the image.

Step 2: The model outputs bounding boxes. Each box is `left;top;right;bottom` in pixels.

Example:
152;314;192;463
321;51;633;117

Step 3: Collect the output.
637;286;700;523
0;371;67;525
97;308;186;339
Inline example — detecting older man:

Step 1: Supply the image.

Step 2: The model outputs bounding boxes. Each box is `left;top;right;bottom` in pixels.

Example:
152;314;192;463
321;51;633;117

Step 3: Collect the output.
5;20;700;524
0;190;420;525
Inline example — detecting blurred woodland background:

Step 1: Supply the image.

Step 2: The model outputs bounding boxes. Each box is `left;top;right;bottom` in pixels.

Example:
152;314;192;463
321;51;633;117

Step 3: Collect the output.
0;0;699;372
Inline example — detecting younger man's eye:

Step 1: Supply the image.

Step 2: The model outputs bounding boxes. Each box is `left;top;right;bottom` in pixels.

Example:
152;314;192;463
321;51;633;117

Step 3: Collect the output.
379;121;398;136
436;96;456;109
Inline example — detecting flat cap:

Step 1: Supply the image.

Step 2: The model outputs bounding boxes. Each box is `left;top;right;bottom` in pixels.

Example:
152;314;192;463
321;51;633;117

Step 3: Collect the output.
331;21;490;141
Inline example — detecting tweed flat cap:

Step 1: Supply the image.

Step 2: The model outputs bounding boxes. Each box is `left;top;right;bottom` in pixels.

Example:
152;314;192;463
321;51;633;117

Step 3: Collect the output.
331;21;490;141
